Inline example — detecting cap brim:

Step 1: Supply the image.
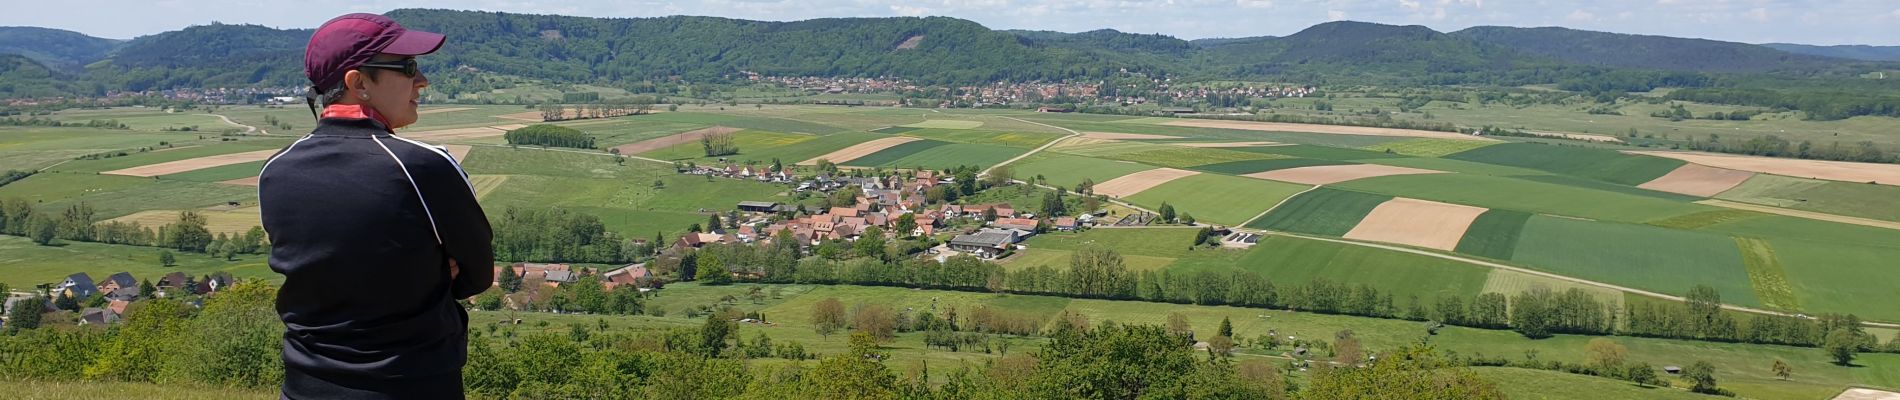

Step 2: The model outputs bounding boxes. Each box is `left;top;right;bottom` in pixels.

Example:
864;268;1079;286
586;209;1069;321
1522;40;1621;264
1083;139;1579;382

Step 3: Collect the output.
382;29;445;56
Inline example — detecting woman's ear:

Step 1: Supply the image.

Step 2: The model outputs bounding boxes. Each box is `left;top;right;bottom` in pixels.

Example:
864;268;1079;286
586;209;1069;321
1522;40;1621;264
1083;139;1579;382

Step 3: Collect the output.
343;70;366;96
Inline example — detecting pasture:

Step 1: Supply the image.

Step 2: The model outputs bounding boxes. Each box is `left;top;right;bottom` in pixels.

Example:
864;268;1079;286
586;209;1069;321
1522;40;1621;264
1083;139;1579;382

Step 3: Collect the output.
1445;142;1685;185
1716;174;1900;222
0;235;274;290
637;130;811;161
1360;138;1499;157
1508;216;1758;306
1122;173;1310;225
1006;153;1156;190
1214;234;1492;301
1246;187;1391;235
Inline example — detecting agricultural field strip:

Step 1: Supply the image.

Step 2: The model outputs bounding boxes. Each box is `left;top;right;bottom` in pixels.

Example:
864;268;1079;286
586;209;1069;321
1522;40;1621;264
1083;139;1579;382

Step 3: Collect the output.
99;149;280;177
797;136;920;165
1238;184;1322;227
985;117;1081;177
464;143;670;165
1161;119;1498;142
1628;150;1900;186
1235;230;1900;328
1635;163;1757;198
1697;199;1900;231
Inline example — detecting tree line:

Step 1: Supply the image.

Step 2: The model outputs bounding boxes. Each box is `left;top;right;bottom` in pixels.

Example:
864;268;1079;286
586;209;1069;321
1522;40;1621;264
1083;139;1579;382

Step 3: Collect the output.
0;198;265;258
491;206;652;264
502;124;596;150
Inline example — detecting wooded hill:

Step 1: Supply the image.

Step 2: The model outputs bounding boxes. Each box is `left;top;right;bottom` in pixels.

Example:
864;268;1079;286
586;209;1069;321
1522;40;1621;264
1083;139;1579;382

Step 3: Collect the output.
0;9;1894;96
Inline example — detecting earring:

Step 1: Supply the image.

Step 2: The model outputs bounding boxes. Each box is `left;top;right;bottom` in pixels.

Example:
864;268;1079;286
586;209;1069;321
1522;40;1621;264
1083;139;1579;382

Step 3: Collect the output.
360;93;370;100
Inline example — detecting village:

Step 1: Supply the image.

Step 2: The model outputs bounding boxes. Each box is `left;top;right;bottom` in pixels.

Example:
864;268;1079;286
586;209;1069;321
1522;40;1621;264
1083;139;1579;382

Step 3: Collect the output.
750;74;1316;109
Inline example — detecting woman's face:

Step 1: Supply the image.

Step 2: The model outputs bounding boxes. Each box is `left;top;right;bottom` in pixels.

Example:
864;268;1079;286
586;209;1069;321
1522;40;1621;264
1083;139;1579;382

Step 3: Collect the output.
356;54;429;129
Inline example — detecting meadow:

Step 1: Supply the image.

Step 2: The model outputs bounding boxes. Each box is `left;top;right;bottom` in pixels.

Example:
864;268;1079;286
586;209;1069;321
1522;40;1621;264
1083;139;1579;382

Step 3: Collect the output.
1006;152;1156;189
1246;187;1390;234
1507;216;1758;306
1121;173;1309;225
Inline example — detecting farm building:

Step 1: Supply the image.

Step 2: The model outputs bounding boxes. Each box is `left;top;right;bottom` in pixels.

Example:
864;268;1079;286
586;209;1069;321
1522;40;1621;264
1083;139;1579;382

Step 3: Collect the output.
948;230;1018;259
737;201;784;213
57;273;97;300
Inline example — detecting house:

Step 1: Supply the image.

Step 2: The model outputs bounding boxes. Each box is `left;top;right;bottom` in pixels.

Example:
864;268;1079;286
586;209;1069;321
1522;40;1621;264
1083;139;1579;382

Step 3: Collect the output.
737;201;782;213
192;272;234;294
830;207;861;218
58;273;96;299
674;232;728;249
107;299;130;317
543;269;578;285
80;308;120;325
990;217;1039;231
99;272;136;295
1036;106;1073;113
947;230;1017;259
603;264;649;290
156;272;189;291
1053;217;1079;231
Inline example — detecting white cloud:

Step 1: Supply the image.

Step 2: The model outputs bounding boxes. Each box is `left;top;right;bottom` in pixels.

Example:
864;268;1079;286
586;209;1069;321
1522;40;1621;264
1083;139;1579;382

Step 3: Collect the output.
1398;0;1421;11
1745;7;1768;22
1892;8;1900;18
889;4;928;16
1566;9;1595;21
1328;9;1347;21
1236;0;1272;9
1431;6;1446;20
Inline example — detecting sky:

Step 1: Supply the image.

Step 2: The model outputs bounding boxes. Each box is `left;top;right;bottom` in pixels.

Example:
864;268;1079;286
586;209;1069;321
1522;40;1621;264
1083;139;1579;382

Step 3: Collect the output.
4;0;1899;46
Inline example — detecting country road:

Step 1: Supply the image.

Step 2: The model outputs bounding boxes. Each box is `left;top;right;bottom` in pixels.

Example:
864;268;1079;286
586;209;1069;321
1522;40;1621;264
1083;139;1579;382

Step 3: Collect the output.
207;113;265;135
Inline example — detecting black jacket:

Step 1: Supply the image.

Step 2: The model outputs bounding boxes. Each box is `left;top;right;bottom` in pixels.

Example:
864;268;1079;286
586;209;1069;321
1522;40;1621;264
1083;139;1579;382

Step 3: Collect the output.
260;117;493;399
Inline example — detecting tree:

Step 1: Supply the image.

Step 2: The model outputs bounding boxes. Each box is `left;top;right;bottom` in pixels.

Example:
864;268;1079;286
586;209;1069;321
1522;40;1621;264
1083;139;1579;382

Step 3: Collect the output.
1207;334;1236;357
1157;202;1176;223
27;214;57;245
984;165;1013;188
1825;329;1860;366
498;266;522;293
220;240;241;261
1625;363;1659;387
850;304;898;342
1772;358;1793;380
158;250;176;267
138;279;156;298
3;295;43;333
1166;312;1192;338
813;297;846;337
700;314;736;357
1685;361;1719;394
1334;330;1364;365
892;213;916;238
1304;344;1505;400
695;249;730;285
1237;359;1287;400
803;332;899;399
1585;338;1627;372
54;292;79;311
1218;317;1234;338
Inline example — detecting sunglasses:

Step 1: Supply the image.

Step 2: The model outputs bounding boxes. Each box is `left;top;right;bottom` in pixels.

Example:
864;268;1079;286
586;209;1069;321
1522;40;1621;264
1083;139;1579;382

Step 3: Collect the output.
359;58;420;78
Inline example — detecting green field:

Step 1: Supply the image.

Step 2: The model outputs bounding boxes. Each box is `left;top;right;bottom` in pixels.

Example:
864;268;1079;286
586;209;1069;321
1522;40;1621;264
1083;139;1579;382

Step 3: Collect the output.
1021;117;1411;148
45;139;288;174
1361;138;1501;157
902;119;983;129
1187;158;1350;175
1007;153;1156;189
1123;173;1310;225
1716;174;1900;222
1234;144;1407;161
1735;237;1799;311
630;112;851;135
1246;187;1390;235
566;119;710;148
1445;142;1685;185
1475;367;1727;400
0;235;274;289
730;131;883;164
1333;173;1713;223
0;173;257;219
893;128;1065;148
1351;156;1556;176
0;380;276;400
845;142;1026;170
1019;227;1200;258
1509;216;1758;306
1768;238;1900;321
0;127;214;171
638;130;813;161
464;146;791;237
1454;209;1534;260
1054;140;1277;168
1194;234;1492;301
1479;269;1625;311
1003;248;1179;272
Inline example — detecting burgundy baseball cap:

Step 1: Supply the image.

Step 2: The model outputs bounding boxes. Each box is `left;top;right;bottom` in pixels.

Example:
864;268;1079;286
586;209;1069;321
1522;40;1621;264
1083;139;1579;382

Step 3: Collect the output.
304;13;445;91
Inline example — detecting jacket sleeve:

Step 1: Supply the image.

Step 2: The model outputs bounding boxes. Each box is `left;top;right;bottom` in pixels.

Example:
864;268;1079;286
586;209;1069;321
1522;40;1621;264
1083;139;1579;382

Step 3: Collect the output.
412;149;494;300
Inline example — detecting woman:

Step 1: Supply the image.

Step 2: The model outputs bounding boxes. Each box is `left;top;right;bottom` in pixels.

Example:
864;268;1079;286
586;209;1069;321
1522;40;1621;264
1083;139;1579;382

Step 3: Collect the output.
258;13;493;399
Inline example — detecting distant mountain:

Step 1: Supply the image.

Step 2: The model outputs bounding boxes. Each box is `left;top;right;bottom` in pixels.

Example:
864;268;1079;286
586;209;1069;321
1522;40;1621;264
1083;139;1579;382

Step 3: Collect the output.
0;27;121;67
1452;26;1841;73
0;12;1893;98
0;54;84;98
1762;43;1900;62
87;23;311;91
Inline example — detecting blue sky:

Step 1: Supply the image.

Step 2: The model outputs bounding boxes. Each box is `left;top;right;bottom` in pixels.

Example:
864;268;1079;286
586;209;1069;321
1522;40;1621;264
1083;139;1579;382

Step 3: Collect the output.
5;0;1898;46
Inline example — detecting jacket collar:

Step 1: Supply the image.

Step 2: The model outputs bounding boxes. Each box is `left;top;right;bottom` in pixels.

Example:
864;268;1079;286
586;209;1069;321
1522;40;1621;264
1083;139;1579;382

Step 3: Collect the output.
319;104;394;133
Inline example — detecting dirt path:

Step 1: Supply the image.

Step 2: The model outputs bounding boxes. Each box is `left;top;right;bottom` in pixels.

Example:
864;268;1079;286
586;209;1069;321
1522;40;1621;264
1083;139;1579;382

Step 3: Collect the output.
208;113;264;135
985;117;1080;177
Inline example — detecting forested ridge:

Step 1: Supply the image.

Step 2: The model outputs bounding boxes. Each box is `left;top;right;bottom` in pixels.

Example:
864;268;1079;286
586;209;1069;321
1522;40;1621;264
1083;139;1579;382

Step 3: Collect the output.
0;10;1894;98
